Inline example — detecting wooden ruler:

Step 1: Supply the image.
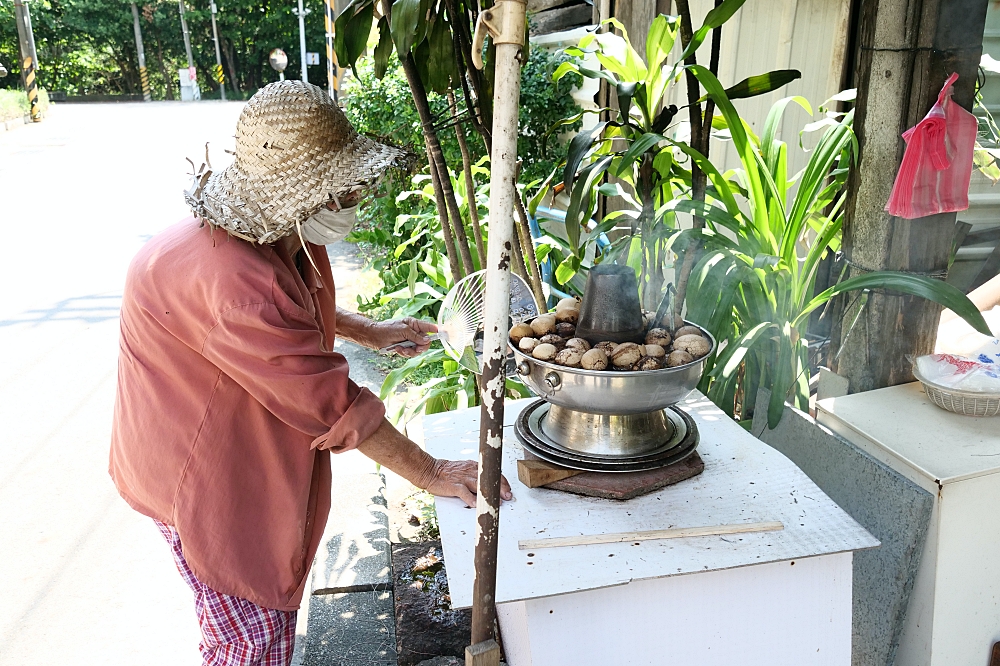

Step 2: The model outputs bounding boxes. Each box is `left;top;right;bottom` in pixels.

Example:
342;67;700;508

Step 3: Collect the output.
517;521;784;550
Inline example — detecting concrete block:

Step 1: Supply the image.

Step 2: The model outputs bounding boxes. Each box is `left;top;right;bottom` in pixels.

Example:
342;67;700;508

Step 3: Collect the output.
302;590;397;666
751;390;933;666
311;472;392;593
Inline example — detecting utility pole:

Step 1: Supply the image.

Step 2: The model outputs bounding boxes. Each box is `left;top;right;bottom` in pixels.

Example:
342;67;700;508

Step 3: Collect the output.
210;1;227;100
832;0;990;392
12;0;41;122
296;0;309;83
324;0;336;99
178;0;199;100
131;3;152;101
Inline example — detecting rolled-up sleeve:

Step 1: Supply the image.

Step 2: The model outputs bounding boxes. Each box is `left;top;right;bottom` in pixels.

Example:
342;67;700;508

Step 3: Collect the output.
202;302;386;452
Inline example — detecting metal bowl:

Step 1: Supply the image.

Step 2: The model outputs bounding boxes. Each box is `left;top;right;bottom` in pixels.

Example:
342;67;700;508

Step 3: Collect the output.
510;321;716;415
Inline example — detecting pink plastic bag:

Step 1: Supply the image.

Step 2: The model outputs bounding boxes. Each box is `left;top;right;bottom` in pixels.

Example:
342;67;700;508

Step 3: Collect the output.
885;73;978;219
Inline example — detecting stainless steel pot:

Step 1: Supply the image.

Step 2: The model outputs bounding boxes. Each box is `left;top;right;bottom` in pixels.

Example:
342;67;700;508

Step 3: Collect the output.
510;321;716;415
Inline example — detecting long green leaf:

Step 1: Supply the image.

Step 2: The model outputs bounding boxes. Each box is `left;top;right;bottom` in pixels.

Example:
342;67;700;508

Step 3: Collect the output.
390;0;421;56
677;0;748;63
689;65;775;252
425;13;456;93
660;199;742;236
563;121;607;192
645;14;678;73
616;132;663;178
717;69;801;101
782;111;855;261
565;155;613;252
761;96;811;167
767;322;795;429
373;16;392;78
796;271;992;335
335;0;375;74
710;321;774;380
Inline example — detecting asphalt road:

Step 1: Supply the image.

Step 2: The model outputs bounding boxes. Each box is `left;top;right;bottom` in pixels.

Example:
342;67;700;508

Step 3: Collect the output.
0;101;386;665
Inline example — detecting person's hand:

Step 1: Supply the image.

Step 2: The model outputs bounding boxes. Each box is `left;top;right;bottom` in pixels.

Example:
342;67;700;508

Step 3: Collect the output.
421;459;514;508
369;317;437;357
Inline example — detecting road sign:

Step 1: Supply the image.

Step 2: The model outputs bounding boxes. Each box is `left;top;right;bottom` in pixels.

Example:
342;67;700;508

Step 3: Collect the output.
306;52;320;65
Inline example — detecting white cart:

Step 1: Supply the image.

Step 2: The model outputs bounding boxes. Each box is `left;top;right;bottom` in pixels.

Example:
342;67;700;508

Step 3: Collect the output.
412;393;878;666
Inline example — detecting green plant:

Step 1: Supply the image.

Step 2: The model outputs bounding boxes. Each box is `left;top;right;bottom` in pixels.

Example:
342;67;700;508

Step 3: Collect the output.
553;12;800;307
680;71;991;428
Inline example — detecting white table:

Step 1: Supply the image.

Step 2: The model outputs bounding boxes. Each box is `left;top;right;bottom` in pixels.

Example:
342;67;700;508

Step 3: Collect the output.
818;382;1000;666
411;394;878;666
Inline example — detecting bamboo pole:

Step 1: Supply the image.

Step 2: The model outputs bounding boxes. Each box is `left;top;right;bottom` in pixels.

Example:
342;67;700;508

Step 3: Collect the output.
471;0;526;656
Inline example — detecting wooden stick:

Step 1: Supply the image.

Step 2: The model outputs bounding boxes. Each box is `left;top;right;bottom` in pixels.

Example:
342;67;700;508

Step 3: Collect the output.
518;521;784;550
516;459;584;488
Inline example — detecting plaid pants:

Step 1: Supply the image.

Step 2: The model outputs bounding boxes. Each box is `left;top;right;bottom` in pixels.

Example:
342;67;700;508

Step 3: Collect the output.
155;520;297;666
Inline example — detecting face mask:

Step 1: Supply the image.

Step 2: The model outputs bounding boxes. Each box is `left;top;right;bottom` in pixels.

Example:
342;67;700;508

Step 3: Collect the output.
300;205;358;246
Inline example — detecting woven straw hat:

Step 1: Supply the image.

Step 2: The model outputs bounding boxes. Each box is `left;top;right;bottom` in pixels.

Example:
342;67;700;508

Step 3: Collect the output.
185;80;408;244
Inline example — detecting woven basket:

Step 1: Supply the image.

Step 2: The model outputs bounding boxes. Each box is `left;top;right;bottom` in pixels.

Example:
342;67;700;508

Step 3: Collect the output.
913;368;1000;417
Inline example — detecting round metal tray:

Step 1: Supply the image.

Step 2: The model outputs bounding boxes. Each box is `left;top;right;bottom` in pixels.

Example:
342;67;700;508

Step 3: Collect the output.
514;399;700;472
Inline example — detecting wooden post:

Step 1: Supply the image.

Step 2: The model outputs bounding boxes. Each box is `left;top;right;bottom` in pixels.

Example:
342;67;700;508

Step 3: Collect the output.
831;0;989;392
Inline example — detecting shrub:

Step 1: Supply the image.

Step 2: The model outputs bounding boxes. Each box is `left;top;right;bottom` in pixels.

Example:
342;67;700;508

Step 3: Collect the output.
0;88;50;122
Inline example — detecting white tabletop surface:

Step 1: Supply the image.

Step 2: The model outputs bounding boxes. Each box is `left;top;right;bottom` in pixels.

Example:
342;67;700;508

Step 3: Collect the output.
817;381;1000;485
412;393;878;608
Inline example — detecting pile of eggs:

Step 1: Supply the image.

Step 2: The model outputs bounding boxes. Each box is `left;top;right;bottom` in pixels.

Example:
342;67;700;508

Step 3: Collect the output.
509;297;712;372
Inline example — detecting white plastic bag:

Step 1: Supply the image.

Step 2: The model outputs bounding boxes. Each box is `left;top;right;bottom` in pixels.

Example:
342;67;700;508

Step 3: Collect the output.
914;341;1000;393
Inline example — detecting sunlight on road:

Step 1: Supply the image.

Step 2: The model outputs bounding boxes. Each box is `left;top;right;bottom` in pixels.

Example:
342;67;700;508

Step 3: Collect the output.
0;101;244;665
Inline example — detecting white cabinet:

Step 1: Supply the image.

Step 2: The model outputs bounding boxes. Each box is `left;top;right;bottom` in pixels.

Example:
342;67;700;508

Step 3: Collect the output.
818;382;1000;666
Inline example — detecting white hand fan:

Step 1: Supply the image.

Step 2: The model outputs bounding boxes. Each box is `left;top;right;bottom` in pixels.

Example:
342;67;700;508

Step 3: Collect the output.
378;270;539;373
438;270;539;374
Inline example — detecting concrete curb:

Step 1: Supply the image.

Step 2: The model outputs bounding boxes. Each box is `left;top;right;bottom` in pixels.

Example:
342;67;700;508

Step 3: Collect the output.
751;390;933;666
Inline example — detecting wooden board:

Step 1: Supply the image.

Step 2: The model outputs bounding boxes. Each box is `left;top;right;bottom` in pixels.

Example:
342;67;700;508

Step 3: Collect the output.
412;394;879;608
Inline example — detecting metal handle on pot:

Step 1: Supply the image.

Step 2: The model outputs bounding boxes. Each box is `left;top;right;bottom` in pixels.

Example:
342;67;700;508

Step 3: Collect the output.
544;371;561;396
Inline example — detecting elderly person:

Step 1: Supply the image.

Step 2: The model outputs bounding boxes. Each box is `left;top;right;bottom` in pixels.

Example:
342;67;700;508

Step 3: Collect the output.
110;81;510;665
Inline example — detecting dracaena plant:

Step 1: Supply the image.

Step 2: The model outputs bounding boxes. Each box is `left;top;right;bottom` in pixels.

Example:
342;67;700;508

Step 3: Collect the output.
552;11;802;308
678;69;991;428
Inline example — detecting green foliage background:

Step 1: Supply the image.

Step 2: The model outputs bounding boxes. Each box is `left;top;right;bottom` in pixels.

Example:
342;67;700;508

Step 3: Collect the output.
0;0;333;98
341;45;582;274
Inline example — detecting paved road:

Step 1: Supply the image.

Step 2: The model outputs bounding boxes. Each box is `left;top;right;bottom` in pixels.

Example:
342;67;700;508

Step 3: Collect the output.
0;102;383;665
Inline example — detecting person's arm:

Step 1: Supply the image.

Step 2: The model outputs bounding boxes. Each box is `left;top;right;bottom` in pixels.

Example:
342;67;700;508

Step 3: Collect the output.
336;307;436;357
357;418;513;507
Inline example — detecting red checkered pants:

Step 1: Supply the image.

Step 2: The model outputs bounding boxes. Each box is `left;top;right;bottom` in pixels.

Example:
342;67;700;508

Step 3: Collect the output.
155;520;297;666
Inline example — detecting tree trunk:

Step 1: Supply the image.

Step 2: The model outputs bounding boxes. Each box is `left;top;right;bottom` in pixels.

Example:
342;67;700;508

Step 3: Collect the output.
514;193;547;307
399;53;475;276
399;52;465;282
222;35;241;93
671;0;722;323
450;91;487;267
831;0;989;393
153;32;174;100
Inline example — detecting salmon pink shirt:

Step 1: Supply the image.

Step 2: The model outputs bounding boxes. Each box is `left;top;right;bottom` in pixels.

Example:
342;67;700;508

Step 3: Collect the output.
110;218;385;611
